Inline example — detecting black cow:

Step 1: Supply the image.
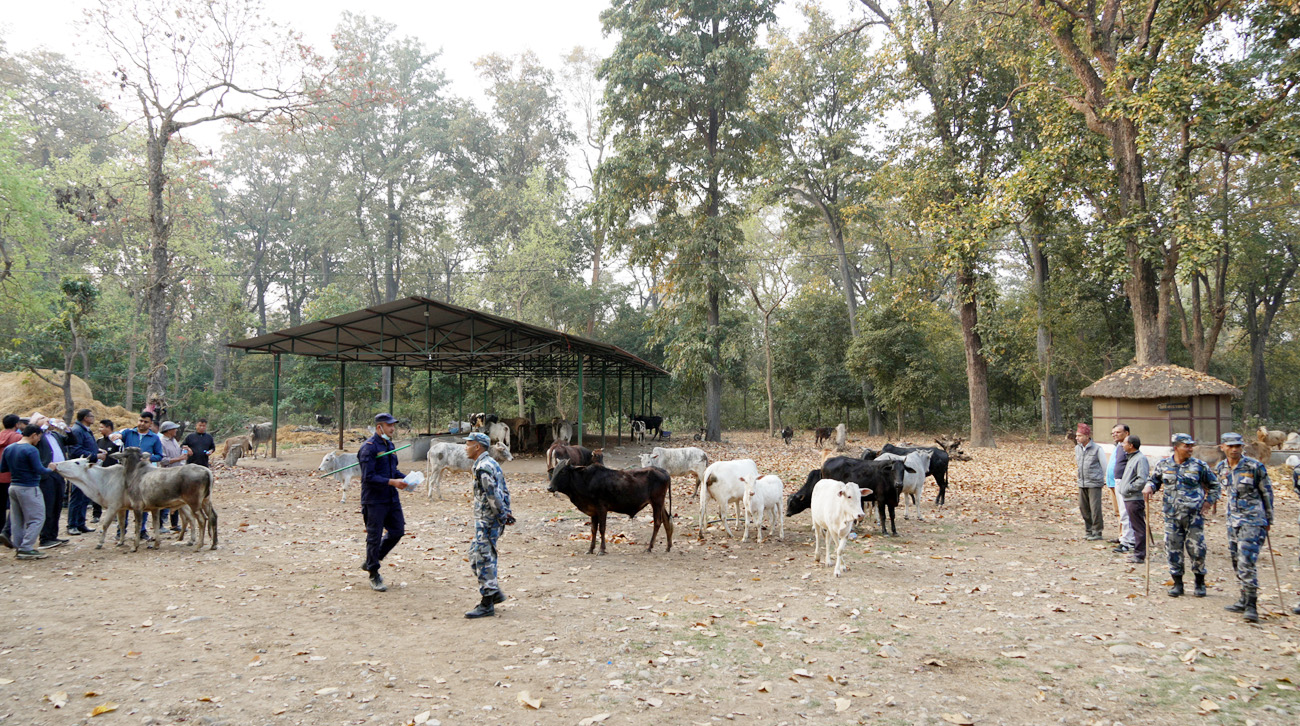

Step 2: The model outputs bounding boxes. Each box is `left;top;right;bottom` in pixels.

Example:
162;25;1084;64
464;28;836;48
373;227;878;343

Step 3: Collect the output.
866;444;950;506
780;426;794;445
547;461;674;554
630;413;664;439
315;414;334;427
813;427;833;446
788;458;910;536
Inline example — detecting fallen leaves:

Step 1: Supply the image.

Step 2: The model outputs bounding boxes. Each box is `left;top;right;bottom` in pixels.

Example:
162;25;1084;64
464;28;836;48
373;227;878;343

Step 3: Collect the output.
578;714;610;726
517;690;541;709
941;714;974;725
834;697;851;712
90;702;118;716
1198;698;1219;714
46;691;68;708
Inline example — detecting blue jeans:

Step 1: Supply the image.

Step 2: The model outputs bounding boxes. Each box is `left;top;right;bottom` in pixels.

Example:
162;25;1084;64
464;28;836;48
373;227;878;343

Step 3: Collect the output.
67;486;90;530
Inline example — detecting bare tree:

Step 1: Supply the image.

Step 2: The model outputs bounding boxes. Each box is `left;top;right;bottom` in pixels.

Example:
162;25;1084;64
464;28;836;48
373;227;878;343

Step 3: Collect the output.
87;0;319;407
743;216;794;436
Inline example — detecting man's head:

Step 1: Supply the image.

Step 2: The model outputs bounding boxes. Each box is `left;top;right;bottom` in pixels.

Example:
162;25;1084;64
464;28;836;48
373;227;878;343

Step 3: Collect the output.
2;413;18;430
99;419;114;437
30;413;48;429
1221;432;1245;461
464;432;490;459
20;424;42;442
137;412;153;433
160;421;180;439
373;413;397;438
1171;433;1195;460
76;408;94;426
1110;423;1129;443
1122;434;1141;454
1076;423;1092;446
195;418;207;434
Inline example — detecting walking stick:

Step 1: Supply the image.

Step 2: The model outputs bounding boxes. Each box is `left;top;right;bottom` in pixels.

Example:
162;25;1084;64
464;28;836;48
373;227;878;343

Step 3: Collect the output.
1144;492;1152;597
1266;531;1287;616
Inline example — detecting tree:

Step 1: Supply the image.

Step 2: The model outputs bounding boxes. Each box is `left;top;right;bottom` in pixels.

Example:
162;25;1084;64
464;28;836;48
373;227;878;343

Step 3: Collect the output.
0;98;49;287
741;215;794;435
561;47;612;336
87;0;316;409
7;278;100;423
846;302;938;437
598;0;777;442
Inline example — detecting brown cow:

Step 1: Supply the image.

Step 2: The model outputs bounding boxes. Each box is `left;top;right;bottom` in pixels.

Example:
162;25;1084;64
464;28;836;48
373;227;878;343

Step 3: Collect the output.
547;460;673;554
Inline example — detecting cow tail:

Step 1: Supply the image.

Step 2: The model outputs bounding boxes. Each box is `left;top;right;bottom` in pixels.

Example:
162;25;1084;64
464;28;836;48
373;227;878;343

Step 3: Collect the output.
668;472;674;521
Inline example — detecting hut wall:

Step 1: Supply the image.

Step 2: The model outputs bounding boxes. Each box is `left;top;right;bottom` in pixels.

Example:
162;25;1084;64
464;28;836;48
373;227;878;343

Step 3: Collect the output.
1091;398;1169;444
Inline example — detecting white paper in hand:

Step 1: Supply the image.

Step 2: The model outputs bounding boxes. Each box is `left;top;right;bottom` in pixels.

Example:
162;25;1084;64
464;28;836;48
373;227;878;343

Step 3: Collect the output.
402;471;425;493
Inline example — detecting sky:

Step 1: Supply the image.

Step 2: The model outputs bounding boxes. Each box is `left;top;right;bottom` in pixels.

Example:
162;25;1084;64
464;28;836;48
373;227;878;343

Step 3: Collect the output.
3;0;861;107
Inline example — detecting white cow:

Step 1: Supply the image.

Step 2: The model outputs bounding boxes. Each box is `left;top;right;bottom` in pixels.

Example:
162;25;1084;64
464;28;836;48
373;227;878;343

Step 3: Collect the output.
52;458;130;549
742;474;784;543
487;422;511;449
811;478;870;577
318;451;359;502
638;446;708;492
698;458;758;540
425;441;513;499
875;450;932;521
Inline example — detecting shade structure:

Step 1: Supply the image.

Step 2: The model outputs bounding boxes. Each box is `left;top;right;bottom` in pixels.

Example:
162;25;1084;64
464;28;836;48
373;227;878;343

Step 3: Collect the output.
227;296;668;378
225;296;667;455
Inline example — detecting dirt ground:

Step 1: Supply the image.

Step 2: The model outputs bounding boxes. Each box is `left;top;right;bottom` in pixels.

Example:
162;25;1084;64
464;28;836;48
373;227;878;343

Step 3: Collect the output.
2;432;1299;726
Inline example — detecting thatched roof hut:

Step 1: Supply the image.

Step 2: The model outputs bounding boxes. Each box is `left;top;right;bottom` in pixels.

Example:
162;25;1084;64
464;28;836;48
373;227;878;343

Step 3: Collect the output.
1082;365;1241;445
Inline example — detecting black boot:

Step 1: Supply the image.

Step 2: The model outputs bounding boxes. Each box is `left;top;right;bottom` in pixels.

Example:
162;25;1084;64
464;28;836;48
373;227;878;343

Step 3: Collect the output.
1292;603;1300;615
369;571;387;592
1243;593;1258;623
1194;573;1206;598
490;591;506;604
1224;590;1247;613
1168;575;1184;597
465;596;495;619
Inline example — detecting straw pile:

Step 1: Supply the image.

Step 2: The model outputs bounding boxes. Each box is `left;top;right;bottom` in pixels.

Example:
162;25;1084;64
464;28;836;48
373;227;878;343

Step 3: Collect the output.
0;369;135;422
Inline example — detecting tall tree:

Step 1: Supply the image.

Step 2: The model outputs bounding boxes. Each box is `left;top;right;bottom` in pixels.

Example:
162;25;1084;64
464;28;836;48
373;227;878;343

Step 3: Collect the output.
599;0;777;442
87;0;315;409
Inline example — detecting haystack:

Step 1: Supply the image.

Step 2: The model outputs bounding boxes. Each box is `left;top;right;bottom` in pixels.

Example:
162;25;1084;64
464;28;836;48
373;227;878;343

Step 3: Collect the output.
0;369;135;422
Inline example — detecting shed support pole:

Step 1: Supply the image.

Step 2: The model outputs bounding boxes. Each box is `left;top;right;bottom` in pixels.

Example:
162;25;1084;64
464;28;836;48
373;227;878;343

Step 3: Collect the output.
338;362;345;451
458;374;464;429
649;377;654;415
426;370;432;435
617;372;623;446
271;353;281;459
483;377;488;420
576;354;585;447
600;365;607;448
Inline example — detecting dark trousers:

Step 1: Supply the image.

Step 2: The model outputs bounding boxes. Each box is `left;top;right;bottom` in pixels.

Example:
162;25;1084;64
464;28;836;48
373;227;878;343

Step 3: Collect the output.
68;485;90;531
1078;487;1104;537
1123;499;1147;560
361;502;405;573
39;471;65;543
0;481;9;540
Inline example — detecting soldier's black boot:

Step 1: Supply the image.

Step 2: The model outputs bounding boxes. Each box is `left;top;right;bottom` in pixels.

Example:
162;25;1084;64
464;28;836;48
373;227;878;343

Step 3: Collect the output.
465;596;495;619
1224;590;1247;613
1194;573;1207;598
490;591;506;604
1168;575;1184;597
1243;593;1259;623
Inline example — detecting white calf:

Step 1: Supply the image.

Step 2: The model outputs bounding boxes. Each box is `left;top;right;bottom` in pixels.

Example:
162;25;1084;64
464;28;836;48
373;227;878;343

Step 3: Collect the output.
874;450;932;521
698;458;758;540
425;441;513;499
487;422;511;449
811;478;870;577
638;446;708;491
318;451;359;502
742;474;784;543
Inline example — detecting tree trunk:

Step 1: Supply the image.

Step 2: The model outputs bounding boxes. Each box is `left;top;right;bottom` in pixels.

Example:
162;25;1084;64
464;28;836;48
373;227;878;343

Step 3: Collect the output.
896;402;904;439
957;266;995;447
61;357;75;425
587;224;603;336
705;282;722;441
1028;210;1061;435
212;346;225;393
762;315;775;435
1244;292;1269;419
516;377;526;418
144;133;172;407
125;339;137;412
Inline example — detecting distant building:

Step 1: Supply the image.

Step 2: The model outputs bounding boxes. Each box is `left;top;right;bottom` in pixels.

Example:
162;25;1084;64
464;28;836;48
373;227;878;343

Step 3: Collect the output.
1081;365;1241;444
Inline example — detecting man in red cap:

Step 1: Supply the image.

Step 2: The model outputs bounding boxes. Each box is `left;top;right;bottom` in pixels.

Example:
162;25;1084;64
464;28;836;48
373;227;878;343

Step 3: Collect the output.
1074;423;1106;541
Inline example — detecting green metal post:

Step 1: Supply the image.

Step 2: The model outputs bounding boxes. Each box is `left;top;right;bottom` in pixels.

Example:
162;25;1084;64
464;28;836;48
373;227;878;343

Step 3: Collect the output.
649;376;654;415
483;376;488;419
576;353;585;447
426;369;433;435
617;372;623;446
600;364;606;448
458;374;464;428
271;353;281;459
337;362;345;451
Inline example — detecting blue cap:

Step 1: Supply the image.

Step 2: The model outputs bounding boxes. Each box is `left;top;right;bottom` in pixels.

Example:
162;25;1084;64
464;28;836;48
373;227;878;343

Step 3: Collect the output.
374;413;397;424
464;432;490;447
1171;433;1195;445
1220;432;1245;446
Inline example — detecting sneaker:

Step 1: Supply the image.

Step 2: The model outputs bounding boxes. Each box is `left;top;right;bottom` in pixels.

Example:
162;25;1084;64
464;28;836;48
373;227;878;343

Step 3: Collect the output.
1085;534;1102;541
1112;544;1132;554
0;533;12;549
1127;555;1144;564
16;549;49;560
90;517;101;524
67;528;84;536
369;572;387;592
38;539;68;549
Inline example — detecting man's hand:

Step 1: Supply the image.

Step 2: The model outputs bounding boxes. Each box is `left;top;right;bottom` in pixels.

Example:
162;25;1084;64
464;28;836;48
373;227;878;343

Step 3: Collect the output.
389;478;408;490
1201;502;1214;516
503;515;516;526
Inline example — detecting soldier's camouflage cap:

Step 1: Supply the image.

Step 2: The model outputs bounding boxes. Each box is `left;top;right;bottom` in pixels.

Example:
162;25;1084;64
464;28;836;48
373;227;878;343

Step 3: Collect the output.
1171;433;1195;445
1220;432;1246;446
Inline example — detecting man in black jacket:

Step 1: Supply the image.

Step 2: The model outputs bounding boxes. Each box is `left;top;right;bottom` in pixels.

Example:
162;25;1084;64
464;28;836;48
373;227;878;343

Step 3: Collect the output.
182;419;215;468
64;409;100;534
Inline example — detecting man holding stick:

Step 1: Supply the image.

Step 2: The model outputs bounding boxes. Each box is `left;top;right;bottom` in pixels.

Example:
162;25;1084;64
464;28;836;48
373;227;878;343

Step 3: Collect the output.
1216;432;1273;623
1145;433;1219;598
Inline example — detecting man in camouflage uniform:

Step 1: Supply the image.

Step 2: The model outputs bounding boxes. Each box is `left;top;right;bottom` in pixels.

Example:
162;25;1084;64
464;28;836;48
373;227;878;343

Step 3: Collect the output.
1144;433;1220;598
464;432;514;619
1215;432;1273;623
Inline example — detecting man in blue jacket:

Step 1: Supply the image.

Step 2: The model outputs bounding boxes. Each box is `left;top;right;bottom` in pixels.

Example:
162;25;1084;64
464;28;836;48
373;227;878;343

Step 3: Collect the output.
358;413;410;592
1;425;50;559
64;409;101;535
115;412;165;539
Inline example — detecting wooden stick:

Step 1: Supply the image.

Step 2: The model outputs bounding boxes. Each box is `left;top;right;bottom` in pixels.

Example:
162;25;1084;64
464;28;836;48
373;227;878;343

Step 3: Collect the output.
1266;531;1287;616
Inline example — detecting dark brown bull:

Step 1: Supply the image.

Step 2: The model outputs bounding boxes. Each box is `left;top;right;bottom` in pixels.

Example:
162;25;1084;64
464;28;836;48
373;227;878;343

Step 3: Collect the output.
547;460;673;554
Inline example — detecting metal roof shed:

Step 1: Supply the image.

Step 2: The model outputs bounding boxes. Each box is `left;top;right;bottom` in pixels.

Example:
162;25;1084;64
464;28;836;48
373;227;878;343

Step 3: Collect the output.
227;296;668;456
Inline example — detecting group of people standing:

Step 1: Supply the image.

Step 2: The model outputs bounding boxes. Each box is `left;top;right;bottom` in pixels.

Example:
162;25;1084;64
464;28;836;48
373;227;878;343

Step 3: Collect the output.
0;409;216;558
1076;422;1293;623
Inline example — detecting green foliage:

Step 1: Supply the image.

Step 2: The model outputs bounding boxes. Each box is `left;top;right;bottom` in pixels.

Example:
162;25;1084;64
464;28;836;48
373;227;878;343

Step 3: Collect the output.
846;302;939;434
